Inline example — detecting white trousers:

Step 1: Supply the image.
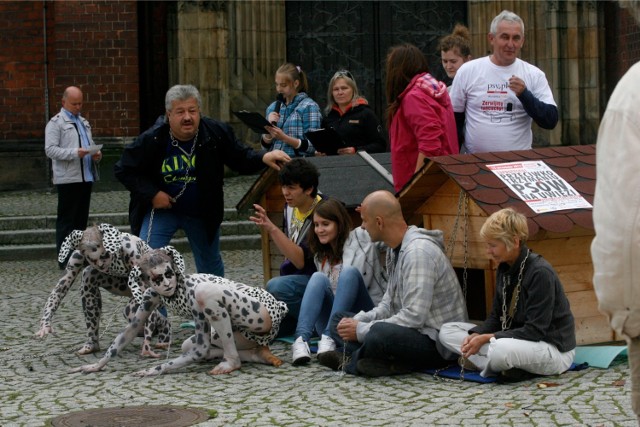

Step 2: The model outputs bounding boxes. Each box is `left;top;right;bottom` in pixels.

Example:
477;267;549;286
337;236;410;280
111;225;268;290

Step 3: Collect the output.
439;322;575;377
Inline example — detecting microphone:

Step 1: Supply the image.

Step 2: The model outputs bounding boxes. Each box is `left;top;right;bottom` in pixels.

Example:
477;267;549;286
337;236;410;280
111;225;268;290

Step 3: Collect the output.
272;94;284;125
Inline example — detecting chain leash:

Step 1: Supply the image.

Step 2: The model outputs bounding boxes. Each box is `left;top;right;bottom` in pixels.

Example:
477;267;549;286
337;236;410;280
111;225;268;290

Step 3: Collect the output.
146;129;198;244
501;249;530;331
445;190;465;259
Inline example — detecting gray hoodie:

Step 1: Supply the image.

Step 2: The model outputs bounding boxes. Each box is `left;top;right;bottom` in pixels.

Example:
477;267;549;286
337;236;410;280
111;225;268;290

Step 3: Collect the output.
354;226;468;353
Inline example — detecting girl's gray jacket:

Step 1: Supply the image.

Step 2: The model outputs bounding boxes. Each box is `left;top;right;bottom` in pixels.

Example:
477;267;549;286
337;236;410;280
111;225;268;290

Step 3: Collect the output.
45;108;99;185
339;226;389;305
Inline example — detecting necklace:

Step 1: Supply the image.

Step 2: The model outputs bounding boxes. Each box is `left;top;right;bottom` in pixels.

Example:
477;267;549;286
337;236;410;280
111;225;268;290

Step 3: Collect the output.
321;257;343;291
288;197;319;242
500;249;530;331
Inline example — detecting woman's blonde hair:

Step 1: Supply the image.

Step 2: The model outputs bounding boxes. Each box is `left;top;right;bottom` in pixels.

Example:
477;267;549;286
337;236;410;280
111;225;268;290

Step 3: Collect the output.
480;208;529;251
276;62;309;93
324;69;364;115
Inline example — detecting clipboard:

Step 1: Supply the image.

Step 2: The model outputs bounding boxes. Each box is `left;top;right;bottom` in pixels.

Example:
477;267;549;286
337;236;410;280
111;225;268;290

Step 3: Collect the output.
232;111;274;133
305;128;347;155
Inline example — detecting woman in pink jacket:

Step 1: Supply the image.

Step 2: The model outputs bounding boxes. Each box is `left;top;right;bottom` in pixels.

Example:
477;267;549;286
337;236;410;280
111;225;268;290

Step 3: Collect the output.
384;43;459;193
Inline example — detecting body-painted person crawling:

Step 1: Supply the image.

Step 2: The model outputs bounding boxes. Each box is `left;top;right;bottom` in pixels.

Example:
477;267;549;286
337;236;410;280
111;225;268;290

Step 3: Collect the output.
71;246;288;376
35;223;170;357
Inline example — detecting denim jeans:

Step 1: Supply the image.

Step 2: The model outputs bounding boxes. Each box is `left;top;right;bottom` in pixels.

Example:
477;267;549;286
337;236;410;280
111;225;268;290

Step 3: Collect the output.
328;311;448;375
266;274;311;337
296;267;374;342
140;209;224;276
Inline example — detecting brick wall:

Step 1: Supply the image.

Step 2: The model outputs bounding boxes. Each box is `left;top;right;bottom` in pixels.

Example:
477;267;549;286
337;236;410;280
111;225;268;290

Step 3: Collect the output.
0;2;48;141
48;0;140;139
605;2;640;99
0;0;140;143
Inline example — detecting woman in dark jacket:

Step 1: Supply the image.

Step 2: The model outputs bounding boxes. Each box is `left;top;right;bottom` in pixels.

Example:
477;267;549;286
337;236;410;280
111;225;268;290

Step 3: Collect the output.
318;70;387;155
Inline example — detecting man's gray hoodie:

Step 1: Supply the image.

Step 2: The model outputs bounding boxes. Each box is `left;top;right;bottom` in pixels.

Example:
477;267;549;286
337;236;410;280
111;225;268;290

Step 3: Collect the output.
354;226;468;352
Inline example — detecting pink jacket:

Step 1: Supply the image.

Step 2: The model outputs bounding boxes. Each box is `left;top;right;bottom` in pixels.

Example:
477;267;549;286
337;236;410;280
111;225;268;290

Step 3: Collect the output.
390;72;458;192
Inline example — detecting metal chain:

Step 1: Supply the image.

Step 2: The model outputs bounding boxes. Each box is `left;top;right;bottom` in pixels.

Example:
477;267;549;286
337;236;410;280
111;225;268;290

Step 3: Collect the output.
501;249;530;331
445;190;466;260
146;129;198;244
338;342;349;377
444;190;469;298
432;364;465;383
461;193;469;299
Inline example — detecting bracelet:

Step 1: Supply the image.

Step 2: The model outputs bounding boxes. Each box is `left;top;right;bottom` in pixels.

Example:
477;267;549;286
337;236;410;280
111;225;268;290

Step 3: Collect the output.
262;134;273;143
295;139;302;149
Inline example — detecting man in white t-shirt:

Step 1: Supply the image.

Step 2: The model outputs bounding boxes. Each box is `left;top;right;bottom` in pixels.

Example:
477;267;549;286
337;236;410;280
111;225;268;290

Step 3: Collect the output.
449;10;558;153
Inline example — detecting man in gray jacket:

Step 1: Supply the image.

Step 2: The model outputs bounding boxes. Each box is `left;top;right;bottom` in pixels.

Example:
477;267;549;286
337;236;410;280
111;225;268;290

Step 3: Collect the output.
45;86;102;268
320;190;468;376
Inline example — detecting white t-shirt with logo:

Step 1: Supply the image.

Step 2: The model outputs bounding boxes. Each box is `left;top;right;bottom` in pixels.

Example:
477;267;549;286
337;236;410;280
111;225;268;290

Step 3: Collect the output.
450;57;556;153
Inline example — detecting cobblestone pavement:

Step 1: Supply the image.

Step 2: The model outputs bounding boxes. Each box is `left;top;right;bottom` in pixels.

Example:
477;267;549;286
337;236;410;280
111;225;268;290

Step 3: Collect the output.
0;176;637;426
0;250;636;427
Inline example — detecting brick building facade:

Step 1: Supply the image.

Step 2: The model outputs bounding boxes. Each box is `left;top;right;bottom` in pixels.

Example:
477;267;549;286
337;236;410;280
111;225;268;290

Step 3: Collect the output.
0;0;142;190
0;1;638;192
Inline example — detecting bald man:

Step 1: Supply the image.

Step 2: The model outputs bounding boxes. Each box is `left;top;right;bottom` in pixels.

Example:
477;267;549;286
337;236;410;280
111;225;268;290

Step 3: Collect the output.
45;86;102;269
318;190;468;376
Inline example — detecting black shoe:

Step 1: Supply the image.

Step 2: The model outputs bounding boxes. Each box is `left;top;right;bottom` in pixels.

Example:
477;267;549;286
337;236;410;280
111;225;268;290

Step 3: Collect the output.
356;358;411;377
317;350;343;371
497;368;537;383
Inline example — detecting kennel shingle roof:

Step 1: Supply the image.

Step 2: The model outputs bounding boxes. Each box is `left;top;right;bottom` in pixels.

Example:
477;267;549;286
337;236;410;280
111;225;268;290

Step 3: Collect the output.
399;145;596;237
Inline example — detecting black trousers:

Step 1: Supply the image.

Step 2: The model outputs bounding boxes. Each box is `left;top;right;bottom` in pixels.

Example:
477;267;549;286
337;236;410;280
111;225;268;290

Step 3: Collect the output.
328;311;449;375
56;181;93;267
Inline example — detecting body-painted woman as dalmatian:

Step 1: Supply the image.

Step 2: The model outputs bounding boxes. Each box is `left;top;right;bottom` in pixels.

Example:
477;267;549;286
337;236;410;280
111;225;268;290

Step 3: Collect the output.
35;223;170;356
71;246;288;376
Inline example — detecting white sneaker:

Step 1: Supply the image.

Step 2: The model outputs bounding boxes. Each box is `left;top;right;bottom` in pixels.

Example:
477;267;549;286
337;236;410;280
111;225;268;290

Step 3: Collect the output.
317;334;336;354
291;336;311;366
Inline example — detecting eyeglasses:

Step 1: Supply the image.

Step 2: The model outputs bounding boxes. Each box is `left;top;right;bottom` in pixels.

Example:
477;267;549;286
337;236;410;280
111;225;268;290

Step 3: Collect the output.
333;69;354;81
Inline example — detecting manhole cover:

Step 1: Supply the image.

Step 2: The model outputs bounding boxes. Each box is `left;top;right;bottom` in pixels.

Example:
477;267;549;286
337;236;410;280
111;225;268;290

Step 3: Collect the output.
49;405;211;427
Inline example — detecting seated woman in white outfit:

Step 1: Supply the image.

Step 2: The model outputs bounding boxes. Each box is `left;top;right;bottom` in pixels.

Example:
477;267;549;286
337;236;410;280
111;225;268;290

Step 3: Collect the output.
439;207;576;379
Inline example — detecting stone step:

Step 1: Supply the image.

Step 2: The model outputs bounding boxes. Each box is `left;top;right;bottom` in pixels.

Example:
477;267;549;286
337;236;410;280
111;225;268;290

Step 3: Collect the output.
0;208;261;260
0;208;245;231
0;221;258;245
0;234;261;261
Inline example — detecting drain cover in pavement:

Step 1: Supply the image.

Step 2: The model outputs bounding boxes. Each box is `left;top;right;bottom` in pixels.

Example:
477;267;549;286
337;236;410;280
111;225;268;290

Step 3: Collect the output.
49;405;211;427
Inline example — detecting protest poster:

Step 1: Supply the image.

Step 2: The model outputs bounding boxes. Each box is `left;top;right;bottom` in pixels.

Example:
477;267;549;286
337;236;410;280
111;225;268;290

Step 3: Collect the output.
486;161;592;214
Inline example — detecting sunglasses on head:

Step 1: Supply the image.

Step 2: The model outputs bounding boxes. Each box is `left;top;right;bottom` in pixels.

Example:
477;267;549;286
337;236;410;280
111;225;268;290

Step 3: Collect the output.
334;69;354;80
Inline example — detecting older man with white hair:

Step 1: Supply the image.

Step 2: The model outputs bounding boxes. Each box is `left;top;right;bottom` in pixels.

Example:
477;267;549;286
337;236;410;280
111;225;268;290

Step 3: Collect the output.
449;10;558;153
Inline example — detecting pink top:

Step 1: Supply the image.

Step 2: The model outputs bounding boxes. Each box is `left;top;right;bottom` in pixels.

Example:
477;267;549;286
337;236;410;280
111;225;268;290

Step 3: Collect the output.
390;72;458;192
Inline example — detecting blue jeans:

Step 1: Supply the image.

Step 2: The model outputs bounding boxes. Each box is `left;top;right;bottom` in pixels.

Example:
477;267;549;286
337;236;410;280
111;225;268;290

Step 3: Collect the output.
266;274;311;337
328;311;448;375
140;209;224;276
296;267;374;342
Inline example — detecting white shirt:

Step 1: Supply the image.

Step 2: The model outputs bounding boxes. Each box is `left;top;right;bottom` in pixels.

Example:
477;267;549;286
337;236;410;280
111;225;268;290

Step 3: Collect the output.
450;57;556;153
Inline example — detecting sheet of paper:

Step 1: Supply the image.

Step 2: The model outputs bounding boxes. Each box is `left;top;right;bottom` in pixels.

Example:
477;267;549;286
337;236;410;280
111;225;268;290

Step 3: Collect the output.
487;160;592;213
86;144;103;155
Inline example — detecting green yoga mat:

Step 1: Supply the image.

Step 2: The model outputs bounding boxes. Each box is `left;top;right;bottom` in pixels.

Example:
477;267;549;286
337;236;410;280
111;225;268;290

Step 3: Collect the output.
574;345;628;369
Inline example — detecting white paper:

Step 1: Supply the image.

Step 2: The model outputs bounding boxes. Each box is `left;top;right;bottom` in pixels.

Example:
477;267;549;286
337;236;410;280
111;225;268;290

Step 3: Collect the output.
487;160;592;213
86;144;103;155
